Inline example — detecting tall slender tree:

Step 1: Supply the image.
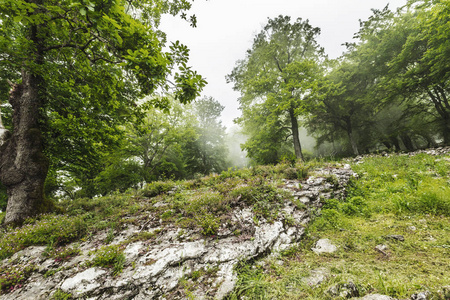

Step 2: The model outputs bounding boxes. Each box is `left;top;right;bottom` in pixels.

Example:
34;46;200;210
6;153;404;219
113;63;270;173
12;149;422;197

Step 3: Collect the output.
228;15;324;162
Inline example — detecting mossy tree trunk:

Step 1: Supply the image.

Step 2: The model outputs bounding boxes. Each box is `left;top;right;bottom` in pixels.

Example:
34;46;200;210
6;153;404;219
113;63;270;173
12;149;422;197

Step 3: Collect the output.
0;71;52;224
0;17;52;224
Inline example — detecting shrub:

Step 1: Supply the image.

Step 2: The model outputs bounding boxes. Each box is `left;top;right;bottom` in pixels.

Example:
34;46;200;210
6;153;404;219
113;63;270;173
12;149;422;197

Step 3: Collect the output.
89;245;125;276
46;246;80;263
0;264;36;293
311;209;341;231
416;188;450;216
230;183;286;221
281;165;309;180
196;213;220;236
184;191;227;215
142;181;175;198
0;215;86;260
50;289;73;300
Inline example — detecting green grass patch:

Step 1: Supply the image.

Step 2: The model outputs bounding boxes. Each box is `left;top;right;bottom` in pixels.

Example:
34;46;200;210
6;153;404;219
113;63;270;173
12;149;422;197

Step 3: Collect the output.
88;244;125;276
230;152;450;299
0;215;86;260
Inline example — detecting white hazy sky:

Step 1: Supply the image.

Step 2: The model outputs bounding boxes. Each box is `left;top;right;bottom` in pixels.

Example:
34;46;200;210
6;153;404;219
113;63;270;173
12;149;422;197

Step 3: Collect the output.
161;0;407;128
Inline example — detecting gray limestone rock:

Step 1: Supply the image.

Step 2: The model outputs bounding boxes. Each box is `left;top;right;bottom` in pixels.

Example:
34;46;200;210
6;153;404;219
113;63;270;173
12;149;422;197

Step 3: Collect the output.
0;164;357;300
359;294;396;300
410;291;430;300
312;238;338;254
61;268;107;295
327;281;360;298
302;268;329;287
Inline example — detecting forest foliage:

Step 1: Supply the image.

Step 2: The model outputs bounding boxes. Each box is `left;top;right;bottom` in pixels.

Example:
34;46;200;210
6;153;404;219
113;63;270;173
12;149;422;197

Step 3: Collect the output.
0;0;449;220
229;0;450;164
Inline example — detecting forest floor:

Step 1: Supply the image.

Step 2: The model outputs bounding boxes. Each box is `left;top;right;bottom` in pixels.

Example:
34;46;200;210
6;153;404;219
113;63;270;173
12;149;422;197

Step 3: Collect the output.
0;148;449;299
229;148;450;300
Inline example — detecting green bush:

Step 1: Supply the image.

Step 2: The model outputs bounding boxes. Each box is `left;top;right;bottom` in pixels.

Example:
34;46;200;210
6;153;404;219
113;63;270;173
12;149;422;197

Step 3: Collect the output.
0;265;36;293
142;181;175;198
311;208;341;231
416;188;450;216
89;245;125;276
0;215;87;260
50;289;73;300
280;165;309;180
184;191;227;215
196;213;220;236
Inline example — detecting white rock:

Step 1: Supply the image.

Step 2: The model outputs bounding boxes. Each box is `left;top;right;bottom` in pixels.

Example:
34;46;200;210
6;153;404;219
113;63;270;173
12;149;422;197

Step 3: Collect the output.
123;241;144;260
302;267;329;287
312;239;338;254
61;268;106;295
359;294;395;300
215;263;237;299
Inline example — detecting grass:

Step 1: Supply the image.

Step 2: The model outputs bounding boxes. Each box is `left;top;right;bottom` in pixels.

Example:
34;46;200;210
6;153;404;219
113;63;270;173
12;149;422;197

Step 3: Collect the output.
229;152;450;300
0;152;448;298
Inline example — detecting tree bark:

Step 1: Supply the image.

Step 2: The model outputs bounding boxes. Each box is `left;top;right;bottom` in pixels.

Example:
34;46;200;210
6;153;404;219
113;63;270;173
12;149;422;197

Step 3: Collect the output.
0;72;51;224
427;87;450;145
400;133;415;152
442;115;450;145
345;118;359;156
288;107;304;161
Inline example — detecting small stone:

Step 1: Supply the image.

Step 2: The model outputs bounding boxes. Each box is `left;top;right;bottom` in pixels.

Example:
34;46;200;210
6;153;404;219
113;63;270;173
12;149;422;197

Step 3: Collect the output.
327;281;359;298
312;239;338;254
375;244;388;252
407;226;417;231
298;196;310;204
410;291;430;300
385;235;405;241
302;268;329;287
360;294;395;300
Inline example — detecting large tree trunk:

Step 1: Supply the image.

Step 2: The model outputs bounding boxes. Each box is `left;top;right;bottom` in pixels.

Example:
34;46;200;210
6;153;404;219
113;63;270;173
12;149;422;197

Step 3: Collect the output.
288;107;304;161
0;71;51;224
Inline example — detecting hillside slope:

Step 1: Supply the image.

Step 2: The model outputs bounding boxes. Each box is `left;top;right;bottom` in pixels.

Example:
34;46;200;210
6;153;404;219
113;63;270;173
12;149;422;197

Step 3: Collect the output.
0;147;449;299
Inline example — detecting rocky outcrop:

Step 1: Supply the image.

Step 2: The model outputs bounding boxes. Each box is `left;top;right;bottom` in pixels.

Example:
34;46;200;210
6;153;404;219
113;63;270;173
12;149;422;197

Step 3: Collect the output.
0;165;356;300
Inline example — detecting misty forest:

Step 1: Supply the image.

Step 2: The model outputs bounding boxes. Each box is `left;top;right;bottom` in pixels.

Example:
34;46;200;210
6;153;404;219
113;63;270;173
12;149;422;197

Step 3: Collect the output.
0;0;449;299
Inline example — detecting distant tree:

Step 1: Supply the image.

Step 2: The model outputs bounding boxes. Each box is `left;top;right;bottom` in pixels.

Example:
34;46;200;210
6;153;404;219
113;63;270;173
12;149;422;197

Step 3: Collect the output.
125;98;197;181
228;15;324;162
306;59;377;156
308;3;449;156
386;0;450;144
185;96;229;175
0;0;205;224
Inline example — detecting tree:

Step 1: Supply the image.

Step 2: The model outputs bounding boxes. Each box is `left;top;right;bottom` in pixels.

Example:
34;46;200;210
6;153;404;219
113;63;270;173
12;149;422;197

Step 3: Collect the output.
308;3;448;156
307;59;378;156
0;0;206;224
125;97;197;182
347;2;449;147
387;0;450;144
185;96;229;175
227;15;324;162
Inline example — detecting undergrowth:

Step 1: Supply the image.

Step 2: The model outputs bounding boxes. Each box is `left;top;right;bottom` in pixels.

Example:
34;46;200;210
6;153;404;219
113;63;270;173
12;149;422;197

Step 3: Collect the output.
230;152;450;299
1;152;448;298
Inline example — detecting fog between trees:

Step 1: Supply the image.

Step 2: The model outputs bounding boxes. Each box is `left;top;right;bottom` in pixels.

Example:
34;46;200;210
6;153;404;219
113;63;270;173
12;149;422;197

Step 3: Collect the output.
0;0;449;222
